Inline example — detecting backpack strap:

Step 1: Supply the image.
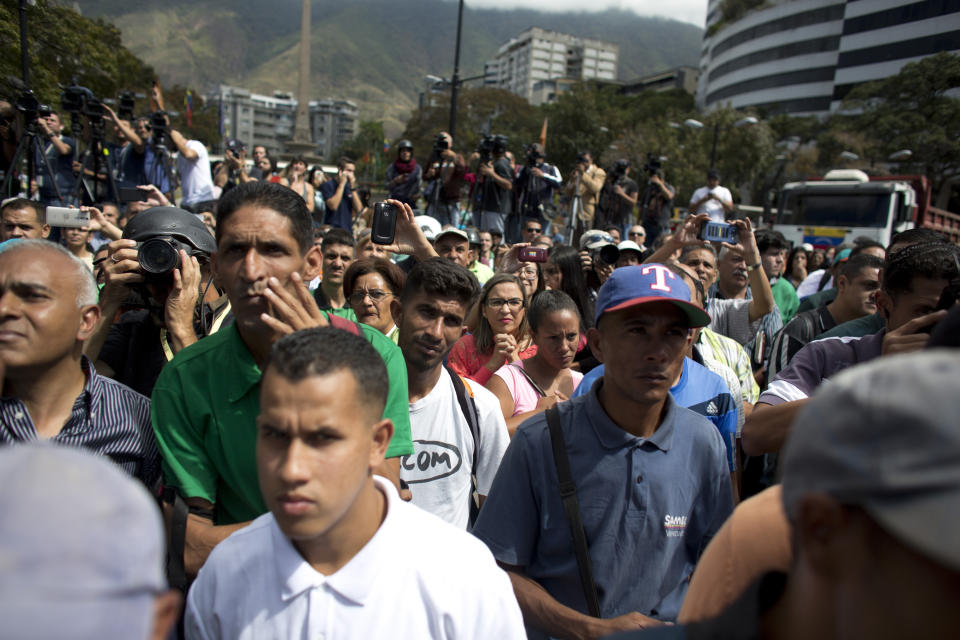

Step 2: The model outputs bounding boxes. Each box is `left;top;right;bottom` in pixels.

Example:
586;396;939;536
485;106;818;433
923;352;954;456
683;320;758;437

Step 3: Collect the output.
545;406;602;618
445;364;483;527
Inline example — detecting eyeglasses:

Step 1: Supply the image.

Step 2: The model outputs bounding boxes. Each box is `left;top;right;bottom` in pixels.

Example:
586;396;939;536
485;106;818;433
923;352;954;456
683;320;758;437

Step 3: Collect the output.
348;289;391;305
517;267;538;279
525;227;542;234
486;297;524;310
628;231;646;238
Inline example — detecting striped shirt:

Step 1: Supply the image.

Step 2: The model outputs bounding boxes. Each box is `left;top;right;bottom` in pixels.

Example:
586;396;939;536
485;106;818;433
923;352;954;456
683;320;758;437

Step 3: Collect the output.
0;358;159;487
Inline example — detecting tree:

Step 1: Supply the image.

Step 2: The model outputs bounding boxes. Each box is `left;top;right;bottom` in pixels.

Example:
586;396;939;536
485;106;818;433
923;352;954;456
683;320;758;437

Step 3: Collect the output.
842;52;960;198
1;1;154;118
333;120;386;182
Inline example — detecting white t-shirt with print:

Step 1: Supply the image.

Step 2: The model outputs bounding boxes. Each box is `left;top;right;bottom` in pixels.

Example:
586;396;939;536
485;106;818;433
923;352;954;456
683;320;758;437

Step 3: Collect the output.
401;368;510;529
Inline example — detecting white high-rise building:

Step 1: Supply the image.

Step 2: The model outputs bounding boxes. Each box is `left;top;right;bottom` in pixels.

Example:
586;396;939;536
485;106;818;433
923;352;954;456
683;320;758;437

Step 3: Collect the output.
484;27;619;104
697;0;960;117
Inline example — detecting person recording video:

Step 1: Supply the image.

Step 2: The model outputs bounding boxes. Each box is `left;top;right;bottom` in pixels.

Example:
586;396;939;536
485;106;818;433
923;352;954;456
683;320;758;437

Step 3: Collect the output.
474;134;513;240
639;156;676;247
513;142;561;239
423;131;466;227
596;158;639;239
33;110;76;206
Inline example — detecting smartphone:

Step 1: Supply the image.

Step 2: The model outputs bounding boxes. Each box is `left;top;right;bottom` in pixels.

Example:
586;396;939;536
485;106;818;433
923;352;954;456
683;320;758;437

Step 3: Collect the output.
698;220;738;243
118;187;144;203
371;202;398;245
518;246;547;263
46;206;90;228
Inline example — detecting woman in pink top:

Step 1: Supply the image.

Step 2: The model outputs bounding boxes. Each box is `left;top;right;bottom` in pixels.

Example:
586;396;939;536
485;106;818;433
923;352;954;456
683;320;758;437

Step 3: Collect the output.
448;274;536;386
487;290;583;436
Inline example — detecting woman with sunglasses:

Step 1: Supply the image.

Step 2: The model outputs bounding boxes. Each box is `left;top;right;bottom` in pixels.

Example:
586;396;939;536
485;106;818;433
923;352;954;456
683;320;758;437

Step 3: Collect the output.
486;290;583;435
449;273;536;385
343;258;406;343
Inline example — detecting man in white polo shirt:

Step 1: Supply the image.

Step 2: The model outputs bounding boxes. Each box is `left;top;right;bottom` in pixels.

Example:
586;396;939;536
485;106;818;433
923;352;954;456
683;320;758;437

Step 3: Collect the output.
186;327;524;639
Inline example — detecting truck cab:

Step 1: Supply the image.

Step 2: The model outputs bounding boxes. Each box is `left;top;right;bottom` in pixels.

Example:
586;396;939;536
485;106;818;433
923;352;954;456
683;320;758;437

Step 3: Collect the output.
773;170;917;248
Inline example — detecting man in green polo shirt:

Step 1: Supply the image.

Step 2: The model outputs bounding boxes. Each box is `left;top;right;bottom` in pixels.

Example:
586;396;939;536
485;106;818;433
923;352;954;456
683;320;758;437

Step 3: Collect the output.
151;181;414;576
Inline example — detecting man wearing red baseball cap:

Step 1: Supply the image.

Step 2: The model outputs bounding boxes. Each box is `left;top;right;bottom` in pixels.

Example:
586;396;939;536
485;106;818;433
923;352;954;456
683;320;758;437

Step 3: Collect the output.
473;264;734;638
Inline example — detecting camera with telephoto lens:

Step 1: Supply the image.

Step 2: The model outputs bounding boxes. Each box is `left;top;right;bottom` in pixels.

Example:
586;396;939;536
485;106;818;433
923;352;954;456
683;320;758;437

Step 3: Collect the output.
432;133;450;154
14;90;51;123
151;110;168;145
122;206;217;280
611;159;630;178
477;135;495;163
117;91;136;121
524;143;542;167
60;84;95;116
643;152;662;177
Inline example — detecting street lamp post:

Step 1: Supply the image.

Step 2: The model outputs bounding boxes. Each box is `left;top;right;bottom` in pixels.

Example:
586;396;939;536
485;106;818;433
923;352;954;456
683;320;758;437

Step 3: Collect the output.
449;0;464;139
686;116;758;168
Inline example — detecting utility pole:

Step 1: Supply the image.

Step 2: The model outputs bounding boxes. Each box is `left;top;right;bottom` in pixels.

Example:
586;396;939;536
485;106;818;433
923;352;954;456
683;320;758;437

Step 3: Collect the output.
449;0;464;139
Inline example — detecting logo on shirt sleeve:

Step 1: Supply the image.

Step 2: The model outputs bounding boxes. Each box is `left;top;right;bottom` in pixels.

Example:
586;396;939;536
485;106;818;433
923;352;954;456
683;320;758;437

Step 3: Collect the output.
664;514;688;537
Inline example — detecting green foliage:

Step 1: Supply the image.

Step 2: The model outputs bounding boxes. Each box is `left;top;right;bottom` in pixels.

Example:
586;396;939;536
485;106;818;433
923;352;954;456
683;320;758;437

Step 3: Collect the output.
0;0;154;114
333;120;387;180
842;52;960;196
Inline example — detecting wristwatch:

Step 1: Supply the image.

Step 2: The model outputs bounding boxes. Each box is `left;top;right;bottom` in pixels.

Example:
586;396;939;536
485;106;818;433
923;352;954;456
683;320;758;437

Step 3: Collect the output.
746;261;762;272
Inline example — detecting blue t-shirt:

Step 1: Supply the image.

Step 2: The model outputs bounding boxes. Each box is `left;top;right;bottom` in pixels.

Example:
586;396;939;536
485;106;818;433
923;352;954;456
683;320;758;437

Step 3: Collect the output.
473;387;733;631
320;179;354;230
574;358;738;471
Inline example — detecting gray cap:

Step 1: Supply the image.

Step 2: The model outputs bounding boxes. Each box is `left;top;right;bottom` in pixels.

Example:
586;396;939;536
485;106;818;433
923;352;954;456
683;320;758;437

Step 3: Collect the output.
781;350;960;571
435;226;470;244
0;444;166;639
579;229;617;251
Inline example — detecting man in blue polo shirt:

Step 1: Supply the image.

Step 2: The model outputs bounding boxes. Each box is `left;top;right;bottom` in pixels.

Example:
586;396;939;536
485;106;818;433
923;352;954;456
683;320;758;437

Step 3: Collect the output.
473;264;734;638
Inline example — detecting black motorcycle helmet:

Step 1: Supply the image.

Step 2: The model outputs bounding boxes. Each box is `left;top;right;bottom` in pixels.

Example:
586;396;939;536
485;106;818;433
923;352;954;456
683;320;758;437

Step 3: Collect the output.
122;206;217;276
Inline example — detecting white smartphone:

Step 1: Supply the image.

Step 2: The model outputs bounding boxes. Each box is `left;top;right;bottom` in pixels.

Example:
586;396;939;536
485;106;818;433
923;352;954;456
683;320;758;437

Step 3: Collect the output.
46;206;90;228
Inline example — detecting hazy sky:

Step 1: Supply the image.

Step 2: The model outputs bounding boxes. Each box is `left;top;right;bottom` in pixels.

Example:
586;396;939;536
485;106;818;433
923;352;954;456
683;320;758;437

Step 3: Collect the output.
466;0;709;27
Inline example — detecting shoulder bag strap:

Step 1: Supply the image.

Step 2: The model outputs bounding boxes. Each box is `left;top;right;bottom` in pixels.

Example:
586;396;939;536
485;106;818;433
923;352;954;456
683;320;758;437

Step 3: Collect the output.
509;362;548;397
545;406;602;617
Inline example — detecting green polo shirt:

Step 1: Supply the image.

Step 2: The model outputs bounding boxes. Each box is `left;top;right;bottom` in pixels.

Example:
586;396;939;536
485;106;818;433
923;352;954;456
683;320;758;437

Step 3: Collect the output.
151;316;412;525
771;277;799;324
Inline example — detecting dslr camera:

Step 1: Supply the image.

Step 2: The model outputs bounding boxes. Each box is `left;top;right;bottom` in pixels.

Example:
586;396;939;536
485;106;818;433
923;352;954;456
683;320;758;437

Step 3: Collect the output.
225;138;246;157
432;133;450;154
60;84;95;116
524;143;543;168
122;206;217;280
643;152;662;177
476;135;495;163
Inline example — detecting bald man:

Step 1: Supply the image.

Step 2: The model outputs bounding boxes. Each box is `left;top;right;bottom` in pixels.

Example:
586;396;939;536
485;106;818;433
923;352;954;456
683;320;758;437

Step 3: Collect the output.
0;198;50;241
0;240;158;485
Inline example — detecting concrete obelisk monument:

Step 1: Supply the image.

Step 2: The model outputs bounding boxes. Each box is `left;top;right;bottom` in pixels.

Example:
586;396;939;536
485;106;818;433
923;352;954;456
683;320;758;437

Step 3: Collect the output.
284;0;318;160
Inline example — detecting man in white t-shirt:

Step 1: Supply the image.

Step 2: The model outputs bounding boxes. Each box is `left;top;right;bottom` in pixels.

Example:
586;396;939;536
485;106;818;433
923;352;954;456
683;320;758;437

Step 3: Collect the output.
393;258;510;529
689;169;733;222
186;326;524;639
168;123;216;211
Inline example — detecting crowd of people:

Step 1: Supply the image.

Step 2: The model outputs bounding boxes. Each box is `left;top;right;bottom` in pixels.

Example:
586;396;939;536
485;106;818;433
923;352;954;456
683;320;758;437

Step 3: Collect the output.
1;104;959;640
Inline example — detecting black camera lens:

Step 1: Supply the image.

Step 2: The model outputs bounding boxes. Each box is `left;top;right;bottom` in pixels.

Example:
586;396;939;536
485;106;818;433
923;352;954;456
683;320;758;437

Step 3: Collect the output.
138;237;181;275
596;244;620;265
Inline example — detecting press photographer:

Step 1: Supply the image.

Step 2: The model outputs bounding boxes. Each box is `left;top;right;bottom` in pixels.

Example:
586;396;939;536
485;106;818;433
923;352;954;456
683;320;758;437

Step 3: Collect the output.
385;139;422;208
596;158;639;238
84;205;227;396
474;134;513;239
513;142;561;237
423;131;466;226
564;150;605;240
33;107;76;205
638;154;676;246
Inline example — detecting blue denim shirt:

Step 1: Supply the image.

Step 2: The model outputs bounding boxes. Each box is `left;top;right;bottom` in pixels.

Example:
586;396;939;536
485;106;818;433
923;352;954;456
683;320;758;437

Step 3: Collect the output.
472;383;733;633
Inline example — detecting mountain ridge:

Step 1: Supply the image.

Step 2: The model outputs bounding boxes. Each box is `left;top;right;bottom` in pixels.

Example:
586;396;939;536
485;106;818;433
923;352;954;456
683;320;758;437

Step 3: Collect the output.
74;0;703;135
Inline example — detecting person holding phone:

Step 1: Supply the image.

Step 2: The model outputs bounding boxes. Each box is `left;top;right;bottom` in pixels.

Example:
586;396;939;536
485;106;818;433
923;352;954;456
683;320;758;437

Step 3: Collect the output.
321;157;362;230
689;169;733;222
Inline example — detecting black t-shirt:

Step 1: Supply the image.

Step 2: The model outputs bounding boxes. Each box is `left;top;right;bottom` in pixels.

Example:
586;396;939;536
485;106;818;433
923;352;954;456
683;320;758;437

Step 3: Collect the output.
598;176;639;226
